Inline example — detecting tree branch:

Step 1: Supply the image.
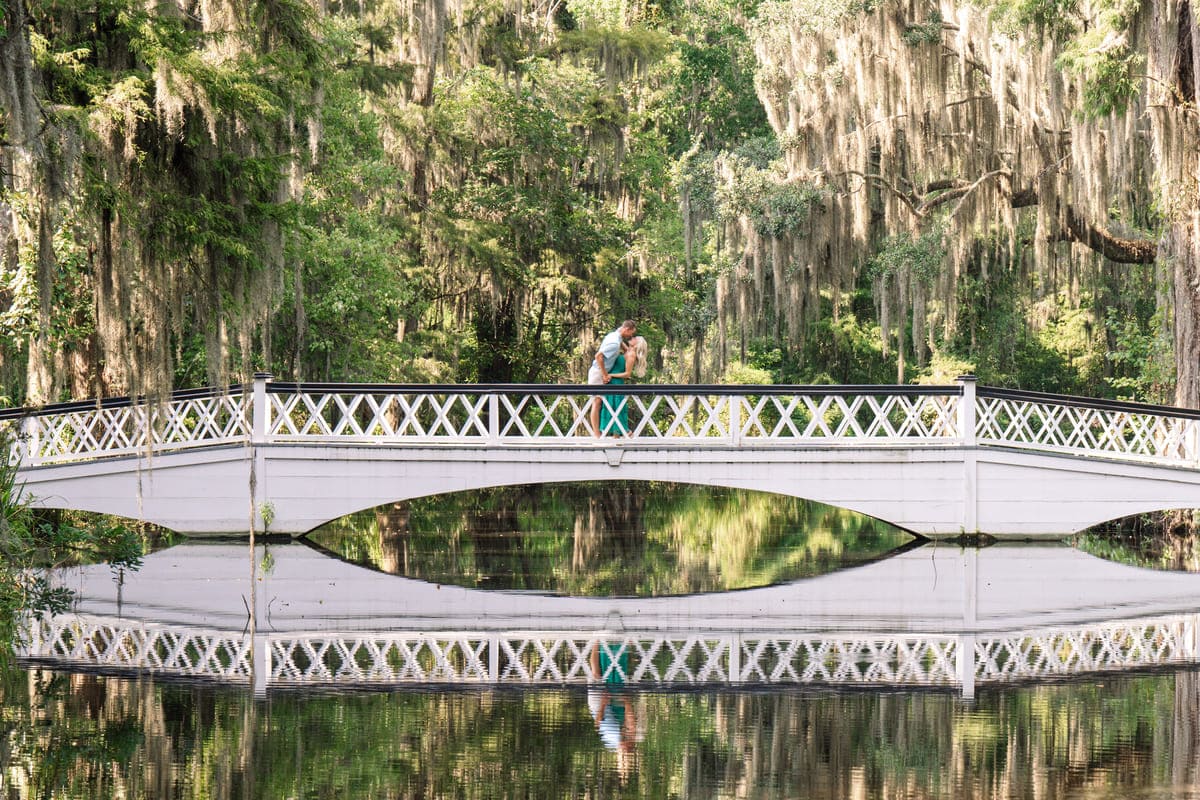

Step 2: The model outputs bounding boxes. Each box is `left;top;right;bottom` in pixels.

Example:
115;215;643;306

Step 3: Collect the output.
838;170;921;215
1064;207;1157;264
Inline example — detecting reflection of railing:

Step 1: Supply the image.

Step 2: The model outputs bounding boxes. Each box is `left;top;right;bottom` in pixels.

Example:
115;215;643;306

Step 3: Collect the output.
17;613;1199;695
20;614;251;680
7;376;1200;466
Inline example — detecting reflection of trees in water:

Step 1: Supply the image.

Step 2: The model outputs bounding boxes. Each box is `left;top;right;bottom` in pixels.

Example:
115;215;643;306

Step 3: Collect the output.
1176;672;1200;787
316;482;910;595
1077;527;1200;572
571;488;646;574
1079;512;1200;572
374;502;411;575
3;668;1198;799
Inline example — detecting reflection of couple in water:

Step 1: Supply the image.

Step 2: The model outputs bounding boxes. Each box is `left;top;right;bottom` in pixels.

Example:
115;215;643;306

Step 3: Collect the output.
587;638;642;779
588;320;649;438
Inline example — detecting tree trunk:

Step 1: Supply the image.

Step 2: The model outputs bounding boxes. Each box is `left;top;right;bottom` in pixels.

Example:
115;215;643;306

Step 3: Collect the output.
1154;0;1200;407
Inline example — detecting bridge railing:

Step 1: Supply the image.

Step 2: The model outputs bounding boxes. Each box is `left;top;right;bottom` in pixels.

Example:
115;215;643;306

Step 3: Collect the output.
6;387;250;466
18;612;1198;690
7;377;1200;466
264;382;964;444
976;387;1200;464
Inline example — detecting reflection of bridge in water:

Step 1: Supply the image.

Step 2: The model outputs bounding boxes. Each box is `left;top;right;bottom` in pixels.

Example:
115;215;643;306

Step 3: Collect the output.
19;542;1200;698
11;376;1200;537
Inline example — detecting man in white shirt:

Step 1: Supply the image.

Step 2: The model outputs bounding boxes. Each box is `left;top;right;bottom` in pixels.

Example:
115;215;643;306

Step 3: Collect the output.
588;319;637;436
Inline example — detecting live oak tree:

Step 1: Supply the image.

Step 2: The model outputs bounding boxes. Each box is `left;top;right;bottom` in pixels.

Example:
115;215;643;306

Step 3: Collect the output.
0;0;1193;401
707;0;1197;397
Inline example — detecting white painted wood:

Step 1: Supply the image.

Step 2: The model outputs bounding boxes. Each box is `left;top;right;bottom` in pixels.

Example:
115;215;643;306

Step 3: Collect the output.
14;381;1200;538
25;542;1200;693
16;439;1200;537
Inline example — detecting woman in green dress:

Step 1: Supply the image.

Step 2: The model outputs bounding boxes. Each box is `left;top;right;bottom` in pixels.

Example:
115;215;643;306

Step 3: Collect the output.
599;337;647;437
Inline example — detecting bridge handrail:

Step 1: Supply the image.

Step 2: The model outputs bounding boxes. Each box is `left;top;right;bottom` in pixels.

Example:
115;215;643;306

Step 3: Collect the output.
13;386;251;465
9;377;1200;466
978;386;1200;420
263;381;964;396
264;383;964;443
976;386;1200;463
0;383;246;420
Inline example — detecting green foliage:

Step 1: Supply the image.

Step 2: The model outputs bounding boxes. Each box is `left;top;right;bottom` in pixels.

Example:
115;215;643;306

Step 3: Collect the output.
660;13;772;151
915;352;976;384
557;25;672;79
720;360;773;384
273;64;414;382
987;0;1142;115
988;0;1079;40
1105;307;1174;403
0;0;1172;407
753;182;825;238
868;224;947;284
948;271;1089;393
901;10;944;45
738;294;897;385
711;140;824;239
1058;38;1143;117
753;0;879;39
0;431;144;664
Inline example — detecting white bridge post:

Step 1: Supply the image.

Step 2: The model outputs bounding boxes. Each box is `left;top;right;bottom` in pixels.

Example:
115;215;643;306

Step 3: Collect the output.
957;375;978;534
958;546;979;700
251;373;272;532
487;394;500;444
19;414;37;466
253;632;270;697
957;634;977;701
729;396;741;447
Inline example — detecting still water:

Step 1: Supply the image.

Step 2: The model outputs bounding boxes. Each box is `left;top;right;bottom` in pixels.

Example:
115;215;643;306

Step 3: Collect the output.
4;483;1200;799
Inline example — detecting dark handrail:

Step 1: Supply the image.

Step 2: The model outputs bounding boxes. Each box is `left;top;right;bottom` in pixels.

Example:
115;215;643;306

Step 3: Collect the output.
976;386;1200;421
6;381;1200;421
264;381;965;397
0;384;246;419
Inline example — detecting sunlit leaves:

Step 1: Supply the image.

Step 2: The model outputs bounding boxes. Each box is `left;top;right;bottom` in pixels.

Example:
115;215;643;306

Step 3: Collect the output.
868;224;948;284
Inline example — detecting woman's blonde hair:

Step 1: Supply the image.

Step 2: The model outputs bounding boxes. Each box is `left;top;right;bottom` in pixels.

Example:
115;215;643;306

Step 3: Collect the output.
630;336;648;378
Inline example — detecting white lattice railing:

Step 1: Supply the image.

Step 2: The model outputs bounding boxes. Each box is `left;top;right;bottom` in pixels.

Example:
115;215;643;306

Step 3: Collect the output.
18;615;251;680
971;615;1199;678
975;388;1200;464
267;632;963;686
1;415;20;466
17;613;1199;690
265;385;962;444
9;377;1200;467
14;389;250;466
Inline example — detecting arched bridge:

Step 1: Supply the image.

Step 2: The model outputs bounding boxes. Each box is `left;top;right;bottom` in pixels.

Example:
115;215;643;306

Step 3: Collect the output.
7;375;1200;539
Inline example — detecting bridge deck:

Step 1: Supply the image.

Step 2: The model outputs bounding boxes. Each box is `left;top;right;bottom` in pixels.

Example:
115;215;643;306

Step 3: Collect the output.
9;377;1200;537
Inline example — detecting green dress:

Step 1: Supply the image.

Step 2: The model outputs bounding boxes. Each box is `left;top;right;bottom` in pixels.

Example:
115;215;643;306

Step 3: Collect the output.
599;354;629;436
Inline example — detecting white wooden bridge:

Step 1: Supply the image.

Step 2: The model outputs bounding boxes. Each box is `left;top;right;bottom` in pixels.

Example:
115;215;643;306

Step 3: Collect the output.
7;375;1200;538
18;542;1200;698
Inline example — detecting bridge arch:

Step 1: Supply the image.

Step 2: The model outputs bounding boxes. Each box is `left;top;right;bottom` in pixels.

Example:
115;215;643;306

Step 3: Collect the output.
314;474;917;539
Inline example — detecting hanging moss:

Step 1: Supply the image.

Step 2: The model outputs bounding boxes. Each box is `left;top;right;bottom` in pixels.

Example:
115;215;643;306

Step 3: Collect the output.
694;0;1195;394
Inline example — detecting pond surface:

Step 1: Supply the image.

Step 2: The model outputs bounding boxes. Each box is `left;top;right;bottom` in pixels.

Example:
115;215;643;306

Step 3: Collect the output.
308;483;913;595
6;484;1200;799
5;669;1199;799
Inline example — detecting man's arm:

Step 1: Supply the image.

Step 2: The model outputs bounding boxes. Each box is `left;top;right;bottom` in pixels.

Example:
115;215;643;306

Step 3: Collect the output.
594;351;610;383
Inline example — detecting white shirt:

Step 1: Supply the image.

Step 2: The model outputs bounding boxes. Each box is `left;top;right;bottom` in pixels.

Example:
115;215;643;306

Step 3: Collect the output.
596;329;623;371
